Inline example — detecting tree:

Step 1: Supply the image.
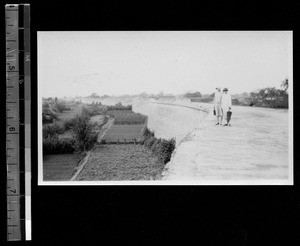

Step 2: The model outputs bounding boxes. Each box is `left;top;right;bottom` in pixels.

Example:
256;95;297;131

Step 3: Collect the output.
43;102;50;108
72;117;95;151
281;78;289;91
249;86;288;108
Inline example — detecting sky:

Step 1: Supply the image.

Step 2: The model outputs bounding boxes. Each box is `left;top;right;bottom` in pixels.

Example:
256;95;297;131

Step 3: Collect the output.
38;31;292;97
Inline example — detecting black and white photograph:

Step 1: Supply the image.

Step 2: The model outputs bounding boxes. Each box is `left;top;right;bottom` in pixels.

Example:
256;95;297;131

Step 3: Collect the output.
38;31;292;185
3;1;299;245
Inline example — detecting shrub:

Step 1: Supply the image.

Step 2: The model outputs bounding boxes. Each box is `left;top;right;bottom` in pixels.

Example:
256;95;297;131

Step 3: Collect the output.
42;114;53;124
151;138;162;155
144;136;156;148
158;138;176;164
43;137;76;155
102;115;109;125
64;118;79;131
232;98;241;105
53;102;70;112
84;132;98;150
106;103;132;111
43;102;50;108
81;106;92;119
43;124;65;138
142;127;155;137
141;127;176;164
141;127;155;144
88;104;107;116
72;116;97;151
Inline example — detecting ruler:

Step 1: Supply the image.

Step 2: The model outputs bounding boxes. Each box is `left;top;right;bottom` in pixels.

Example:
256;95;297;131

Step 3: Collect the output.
5;4;31;241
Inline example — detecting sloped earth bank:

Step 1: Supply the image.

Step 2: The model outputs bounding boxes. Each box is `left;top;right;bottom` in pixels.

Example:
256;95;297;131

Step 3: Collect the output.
132;101;209;145
76;144;164;180
162;105;289;181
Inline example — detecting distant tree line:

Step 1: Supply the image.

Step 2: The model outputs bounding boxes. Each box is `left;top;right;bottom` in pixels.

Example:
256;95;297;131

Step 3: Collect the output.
106;102;132;111
86;93;110;99
184;91;202;98
234;79;289;108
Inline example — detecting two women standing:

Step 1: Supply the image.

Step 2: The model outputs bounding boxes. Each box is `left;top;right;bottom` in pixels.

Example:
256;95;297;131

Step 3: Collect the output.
213;87;232;126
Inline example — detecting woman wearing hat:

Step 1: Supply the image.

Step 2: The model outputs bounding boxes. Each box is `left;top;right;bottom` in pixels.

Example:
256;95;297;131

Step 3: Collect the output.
213;87;223;125
221;88;232;126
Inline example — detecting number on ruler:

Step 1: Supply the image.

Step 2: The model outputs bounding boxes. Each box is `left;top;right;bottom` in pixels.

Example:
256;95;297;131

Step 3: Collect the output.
10;189;16;193
25;55;30;62
9;66;15;71
9;127;15;132
19;79;23;84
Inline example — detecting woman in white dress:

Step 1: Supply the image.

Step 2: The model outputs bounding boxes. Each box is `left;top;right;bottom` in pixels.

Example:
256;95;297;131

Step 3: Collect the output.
213;87;223;125
221;88;232;126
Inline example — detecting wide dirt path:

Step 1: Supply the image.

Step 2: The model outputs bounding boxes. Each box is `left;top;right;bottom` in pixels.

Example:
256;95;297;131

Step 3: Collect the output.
162;105;290;182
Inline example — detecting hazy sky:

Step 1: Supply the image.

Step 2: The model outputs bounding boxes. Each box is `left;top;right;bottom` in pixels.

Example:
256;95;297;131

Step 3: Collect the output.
38;31;292;97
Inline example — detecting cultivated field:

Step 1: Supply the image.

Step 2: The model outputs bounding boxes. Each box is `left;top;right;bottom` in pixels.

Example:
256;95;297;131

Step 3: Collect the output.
43;153;82;181
102;124;145;142
106;110;147;125
76;144;164;180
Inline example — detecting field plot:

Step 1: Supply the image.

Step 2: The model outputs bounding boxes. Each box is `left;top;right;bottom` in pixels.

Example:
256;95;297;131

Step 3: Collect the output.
106;110;147;125
76;145;164;180
102;124;145;142
43;154;82;181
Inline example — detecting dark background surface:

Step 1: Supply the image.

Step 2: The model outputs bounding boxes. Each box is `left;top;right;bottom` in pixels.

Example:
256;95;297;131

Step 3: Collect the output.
1;0;299;245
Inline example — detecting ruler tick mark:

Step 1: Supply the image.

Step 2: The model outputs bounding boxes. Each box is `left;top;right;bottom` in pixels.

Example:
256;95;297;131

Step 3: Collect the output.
6;4;31;240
